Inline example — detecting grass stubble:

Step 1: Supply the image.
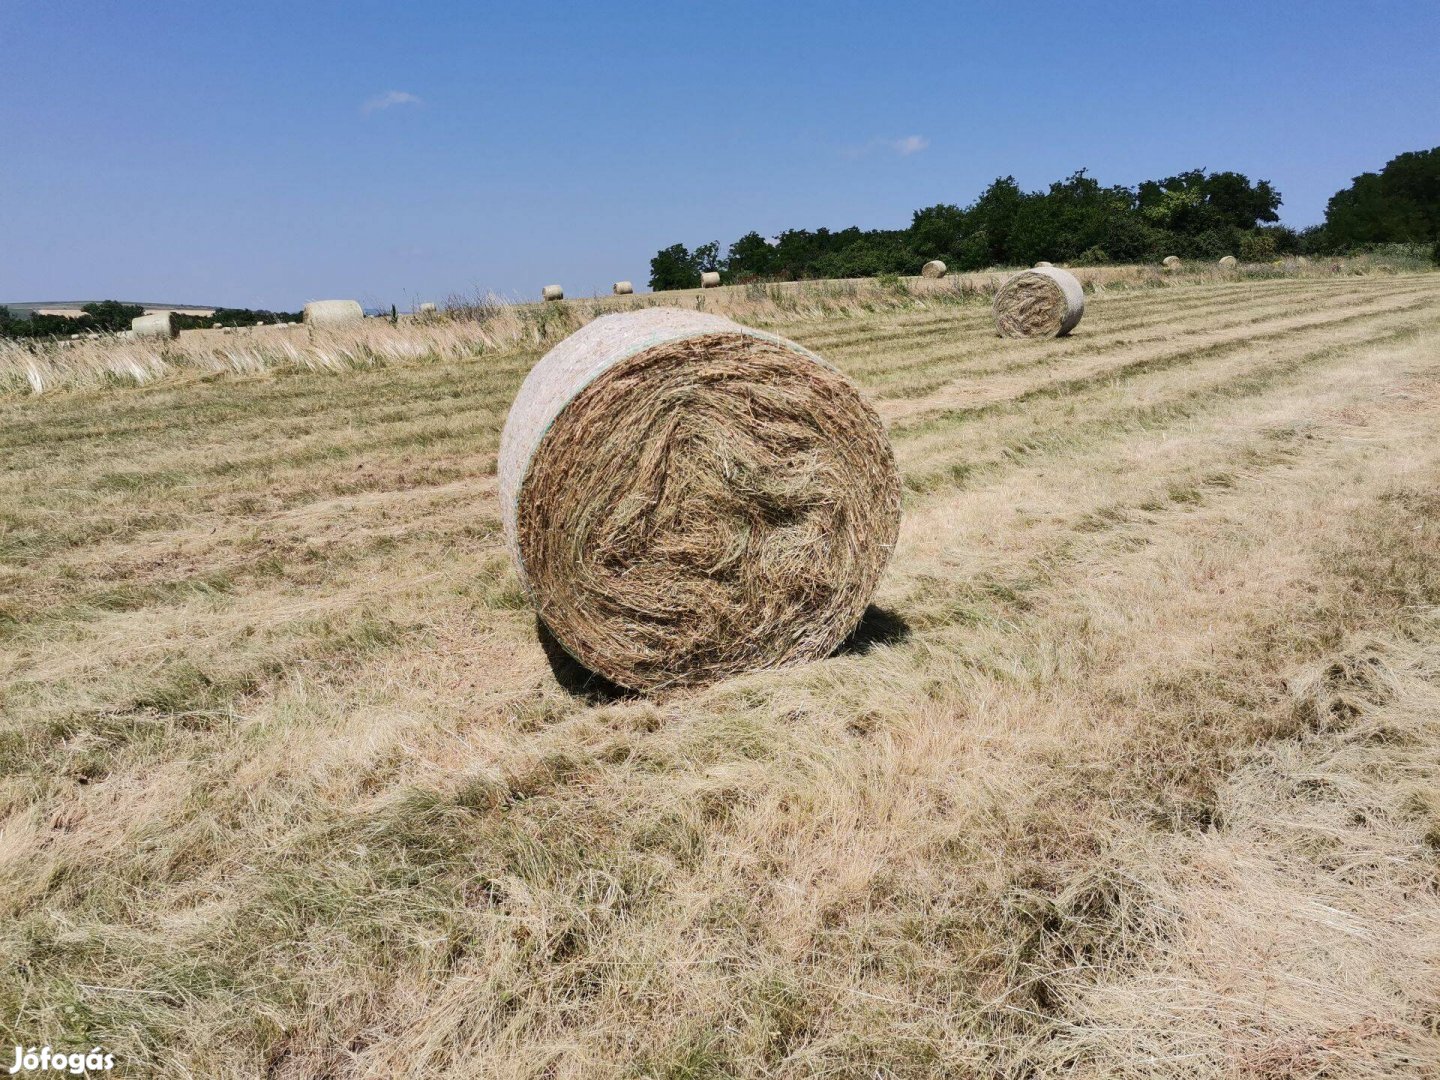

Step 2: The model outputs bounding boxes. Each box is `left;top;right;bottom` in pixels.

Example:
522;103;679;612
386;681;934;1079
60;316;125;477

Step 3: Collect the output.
0;265;1438;1077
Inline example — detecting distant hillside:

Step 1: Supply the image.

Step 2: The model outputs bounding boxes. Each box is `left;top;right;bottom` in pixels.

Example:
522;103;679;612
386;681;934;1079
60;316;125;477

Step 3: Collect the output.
2;300;218;318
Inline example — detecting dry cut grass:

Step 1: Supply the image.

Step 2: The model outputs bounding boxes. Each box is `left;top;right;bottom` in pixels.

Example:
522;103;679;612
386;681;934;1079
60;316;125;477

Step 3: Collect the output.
1;269;1439;1077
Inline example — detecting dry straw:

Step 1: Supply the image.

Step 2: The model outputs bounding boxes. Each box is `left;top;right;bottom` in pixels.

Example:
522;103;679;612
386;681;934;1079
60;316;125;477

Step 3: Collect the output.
498;307;901;692
131;313;177;340
612;281;634;295
1162;255;1182;270
543;285;564;302
303;300;364;327
993;266;1085;338
700;271;721;289
1218;255;1238;268
921;260;947;278
418;302;437;315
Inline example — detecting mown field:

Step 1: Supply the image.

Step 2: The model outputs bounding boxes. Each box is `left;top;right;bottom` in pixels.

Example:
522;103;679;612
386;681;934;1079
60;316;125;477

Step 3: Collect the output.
3;270;1439;1078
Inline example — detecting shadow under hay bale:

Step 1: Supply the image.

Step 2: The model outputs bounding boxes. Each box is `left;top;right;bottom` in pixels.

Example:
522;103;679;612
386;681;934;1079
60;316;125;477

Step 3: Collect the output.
536;618;634;703
834;605;911;656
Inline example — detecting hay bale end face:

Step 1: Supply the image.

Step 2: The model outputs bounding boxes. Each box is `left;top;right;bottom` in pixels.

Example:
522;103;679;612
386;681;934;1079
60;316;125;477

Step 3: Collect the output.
543;285;564;302
993;266;1085;338
1218;255;1238;268
303;300;364;328
612;281;634;295
131;312;178;340
921;260;947;278
1162;255;1182;270
498;307;902;692
699;271;721;289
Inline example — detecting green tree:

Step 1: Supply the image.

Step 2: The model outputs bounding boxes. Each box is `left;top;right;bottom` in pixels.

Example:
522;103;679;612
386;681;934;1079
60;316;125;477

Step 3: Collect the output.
81;300;145;332
649;243;702;291
725;232;775;281
1324;146;1440;247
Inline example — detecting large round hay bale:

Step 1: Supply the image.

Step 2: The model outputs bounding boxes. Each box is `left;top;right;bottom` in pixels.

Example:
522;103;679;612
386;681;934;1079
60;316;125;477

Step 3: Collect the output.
921;260;947;278
543;285;564;302
303;300;364;327
699;271;721;289
498;307;902;692
613;281;634;295
1162;255;1182;270
131;313;178;340
993;266;1085;338
1218;255;1238;268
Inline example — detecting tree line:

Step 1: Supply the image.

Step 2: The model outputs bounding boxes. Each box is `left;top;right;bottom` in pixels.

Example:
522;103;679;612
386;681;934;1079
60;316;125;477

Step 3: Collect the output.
650;147;1440;290
0;302;301;339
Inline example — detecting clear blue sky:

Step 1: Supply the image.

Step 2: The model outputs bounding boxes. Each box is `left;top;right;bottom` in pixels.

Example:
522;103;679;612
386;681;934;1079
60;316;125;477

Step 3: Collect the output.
2;1;1436;308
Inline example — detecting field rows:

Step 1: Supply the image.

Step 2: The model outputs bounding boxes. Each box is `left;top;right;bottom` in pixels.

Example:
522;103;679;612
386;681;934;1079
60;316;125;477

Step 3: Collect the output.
2;271;1439;1077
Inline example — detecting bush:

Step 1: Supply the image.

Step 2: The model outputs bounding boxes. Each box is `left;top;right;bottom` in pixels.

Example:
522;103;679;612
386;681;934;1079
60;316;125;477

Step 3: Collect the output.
1239;231;1277;262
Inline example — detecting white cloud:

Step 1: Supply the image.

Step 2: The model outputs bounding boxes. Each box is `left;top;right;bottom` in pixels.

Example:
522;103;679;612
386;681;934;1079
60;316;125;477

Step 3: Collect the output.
362;90;423;114
843;134;931;160
890;134;930;156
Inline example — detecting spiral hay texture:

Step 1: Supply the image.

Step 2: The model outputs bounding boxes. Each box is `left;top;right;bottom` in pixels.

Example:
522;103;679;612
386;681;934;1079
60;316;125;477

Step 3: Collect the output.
543;285;564;302
132;313;177;340
921;260;947;278
700;271;721;289
303;300;364;328
612;281;634;295
993;266;1085;338
498;307;902;692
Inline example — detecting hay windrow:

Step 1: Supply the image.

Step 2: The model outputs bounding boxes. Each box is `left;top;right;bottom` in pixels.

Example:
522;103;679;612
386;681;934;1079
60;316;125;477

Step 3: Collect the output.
993;266;1086;338
499;308;901;691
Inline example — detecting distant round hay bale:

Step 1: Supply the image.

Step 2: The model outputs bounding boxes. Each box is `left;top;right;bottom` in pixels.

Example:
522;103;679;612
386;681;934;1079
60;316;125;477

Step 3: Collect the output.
303;300;364;328
700;271;721;289
921;260;947;278
419;302;437;315
993;266;1085;338
543;285;564;302
498;307;901;692
131;313;177;340
612;281;634;295
1034;260;1053;268
1218;255;1238;268
212;322;222;329
1162;255;1182;270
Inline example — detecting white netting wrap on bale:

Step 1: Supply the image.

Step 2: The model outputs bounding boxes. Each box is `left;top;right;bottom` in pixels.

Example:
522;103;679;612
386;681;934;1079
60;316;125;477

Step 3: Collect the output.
303;300;364;327
921;260;947;278
612;281;634;295
131;313;177;340
498;307;902;692
700;271;721;289
992;266;1086;338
